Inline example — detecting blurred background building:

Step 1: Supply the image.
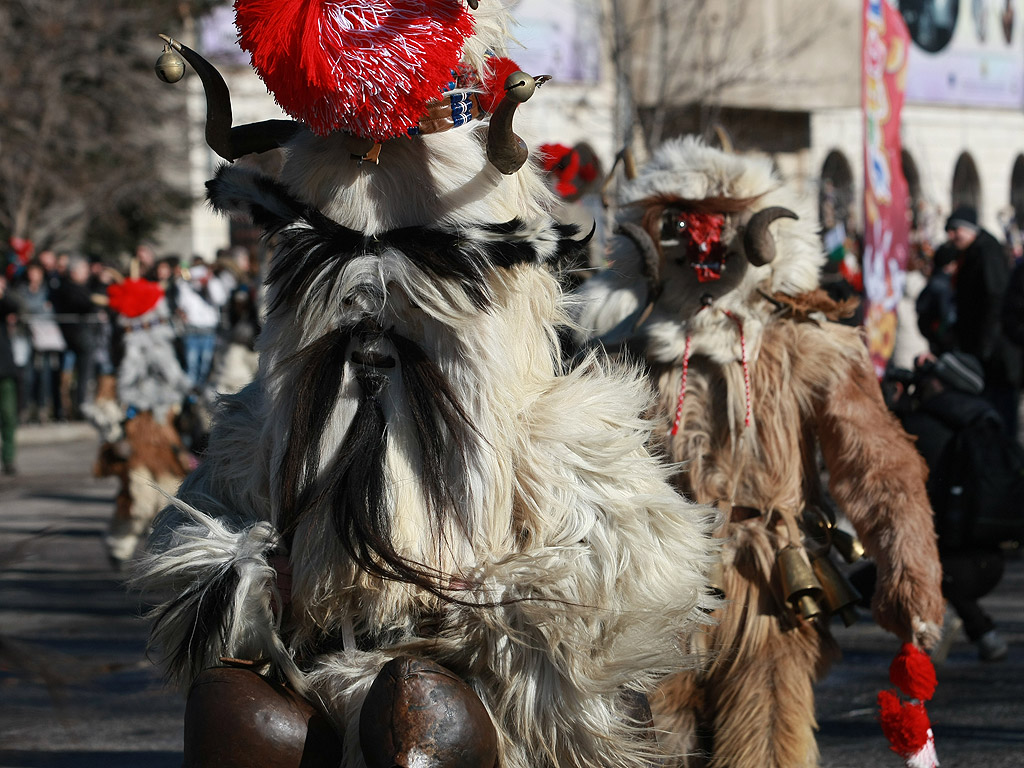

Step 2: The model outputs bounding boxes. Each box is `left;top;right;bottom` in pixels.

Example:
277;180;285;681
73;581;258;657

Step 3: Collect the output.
5;1;1023;268
156;0;1024;263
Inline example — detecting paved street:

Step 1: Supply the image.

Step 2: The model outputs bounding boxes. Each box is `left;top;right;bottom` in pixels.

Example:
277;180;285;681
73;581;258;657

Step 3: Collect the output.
1;426;1022;767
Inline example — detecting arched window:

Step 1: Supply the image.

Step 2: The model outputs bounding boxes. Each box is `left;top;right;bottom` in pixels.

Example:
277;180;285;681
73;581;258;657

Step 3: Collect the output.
1010;154;1024;229
902;149;923;230
951;152;981;213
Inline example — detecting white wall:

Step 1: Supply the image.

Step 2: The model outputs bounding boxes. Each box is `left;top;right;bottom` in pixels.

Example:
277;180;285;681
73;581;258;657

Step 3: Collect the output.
809;105;1024;240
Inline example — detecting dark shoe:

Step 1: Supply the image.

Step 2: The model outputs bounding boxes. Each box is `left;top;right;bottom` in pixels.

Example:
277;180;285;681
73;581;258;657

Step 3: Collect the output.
2;464;16;476
977;630;1009;662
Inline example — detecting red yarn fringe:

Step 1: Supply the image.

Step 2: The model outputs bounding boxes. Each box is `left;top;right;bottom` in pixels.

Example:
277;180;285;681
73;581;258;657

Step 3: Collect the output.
878;689;932;757
889;642;938;702
234;0;474;141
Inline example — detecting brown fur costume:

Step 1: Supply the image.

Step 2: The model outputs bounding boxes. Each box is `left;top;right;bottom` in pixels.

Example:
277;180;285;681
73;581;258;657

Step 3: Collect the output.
96;410;191;565
574;137;944;768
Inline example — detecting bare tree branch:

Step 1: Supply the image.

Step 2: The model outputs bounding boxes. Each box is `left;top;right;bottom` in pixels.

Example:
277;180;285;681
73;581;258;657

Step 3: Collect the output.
0;0;196;257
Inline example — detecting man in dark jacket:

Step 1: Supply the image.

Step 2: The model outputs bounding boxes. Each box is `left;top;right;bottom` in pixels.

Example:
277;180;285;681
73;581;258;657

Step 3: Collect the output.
0;274;20;474
946;205;1022;438
50;255;103;420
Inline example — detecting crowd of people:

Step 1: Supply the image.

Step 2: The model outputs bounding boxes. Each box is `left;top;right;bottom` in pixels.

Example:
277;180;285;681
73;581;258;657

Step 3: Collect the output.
0;242;261;476
883;204;1023;664
2;201;1021;664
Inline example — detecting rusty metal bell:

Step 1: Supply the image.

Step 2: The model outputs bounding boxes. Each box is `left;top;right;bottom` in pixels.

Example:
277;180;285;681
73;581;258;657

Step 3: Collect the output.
832;527;866;563
776;545;824;620
811;554;862;627
155;45;185;84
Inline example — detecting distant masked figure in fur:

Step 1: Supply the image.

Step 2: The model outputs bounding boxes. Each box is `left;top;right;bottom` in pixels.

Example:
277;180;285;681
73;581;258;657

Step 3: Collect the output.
573;137;945;768
83;276;194;569
132;4;720;767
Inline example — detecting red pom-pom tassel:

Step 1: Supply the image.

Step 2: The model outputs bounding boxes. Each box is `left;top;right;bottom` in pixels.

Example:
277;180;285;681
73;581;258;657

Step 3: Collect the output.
234;0;474;141
878;689;932;757
889;643;938;702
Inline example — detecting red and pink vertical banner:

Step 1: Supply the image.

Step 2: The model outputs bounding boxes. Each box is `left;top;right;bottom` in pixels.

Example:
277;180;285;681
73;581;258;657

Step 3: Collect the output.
862;0;911;377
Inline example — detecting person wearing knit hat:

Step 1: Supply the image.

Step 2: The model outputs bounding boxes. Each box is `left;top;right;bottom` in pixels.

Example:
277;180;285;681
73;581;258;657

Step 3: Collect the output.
944;204;1022;438
891;355;1012;664
944;204;979;236
932;351;986;395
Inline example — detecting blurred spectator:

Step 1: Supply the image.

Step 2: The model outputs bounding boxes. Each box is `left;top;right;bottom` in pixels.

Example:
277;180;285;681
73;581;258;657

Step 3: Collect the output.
211;325;258;395
35;249;62;291
998;206;1023;263
891;250;932;371
146;256;177;292
819;228;865;327
891;353;1011;662
51;255;104;420
916;240;959;355
5;237;33;283
945;205;1022;439
174;261;220;389
87;257;118;380
135;243;157;276
0;274;20;474
14;261;64;423
55;252;70;281
1003;254;1024;351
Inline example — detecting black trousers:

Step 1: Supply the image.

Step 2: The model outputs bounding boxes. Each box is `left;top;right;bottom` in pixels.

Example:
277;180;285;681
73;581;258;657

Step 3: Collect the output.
941;549;1005;641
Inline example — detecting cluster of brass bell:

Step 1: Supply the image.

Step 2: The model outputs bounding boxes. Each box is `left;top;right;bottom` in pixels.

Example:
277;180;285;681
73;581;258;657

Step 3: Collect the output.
776;509;866;626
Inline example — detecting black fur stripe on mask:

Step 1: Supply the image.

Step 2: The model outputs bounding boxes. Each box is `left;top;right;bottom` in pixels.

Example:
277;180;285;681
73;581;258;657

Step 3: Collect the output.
278;326;485;599
277;328;352;542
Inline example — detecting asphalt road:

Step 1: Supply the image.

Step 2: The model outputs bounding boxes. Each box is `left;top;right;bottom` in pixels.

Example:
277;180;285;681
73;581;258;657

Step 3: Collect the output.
1;426;1022;767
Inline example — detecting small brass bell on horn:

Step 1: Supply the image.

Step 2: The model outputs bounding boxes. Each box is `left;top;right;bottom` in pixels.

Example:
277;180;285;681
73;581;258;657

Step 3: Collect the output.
155;45;185;84
776;545;824;621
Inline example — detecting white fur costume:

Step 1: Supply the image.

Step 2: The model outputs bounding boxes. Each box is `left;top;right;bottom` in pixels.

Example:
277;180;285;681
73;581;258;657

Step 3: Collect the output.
134;6;719;768
574;137;945;768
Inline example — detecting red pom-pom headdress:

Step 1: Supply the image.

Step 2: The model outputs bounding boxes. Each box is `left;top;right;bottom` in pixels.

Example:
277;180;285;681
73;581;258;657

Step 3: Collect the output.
108;279;165;319
234;0;475;141
539;143;601;201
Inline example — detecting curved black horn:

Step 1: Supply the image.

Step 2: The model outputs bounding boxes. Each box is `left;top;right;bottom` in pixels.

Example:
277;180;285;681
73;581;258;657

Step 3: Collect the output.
617;221;663;300
485;71;551;175
743;206;798;267
158;34;302;161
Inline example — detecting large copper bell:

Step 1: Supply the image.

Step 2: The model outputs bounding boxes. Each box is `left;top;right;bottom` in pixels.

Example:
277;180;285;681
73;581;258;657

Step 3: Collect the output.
183;666;343;767
155;44;185;84
776;545;824;620
811;554;862;627
832;527;866;563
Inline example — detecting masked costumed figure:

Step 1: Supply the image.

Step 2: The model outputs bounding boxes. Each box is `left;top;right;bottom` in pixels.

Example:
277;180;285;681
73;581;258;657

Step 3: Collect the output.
83;277;194;568
573;137;945;768
134;4;719;767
